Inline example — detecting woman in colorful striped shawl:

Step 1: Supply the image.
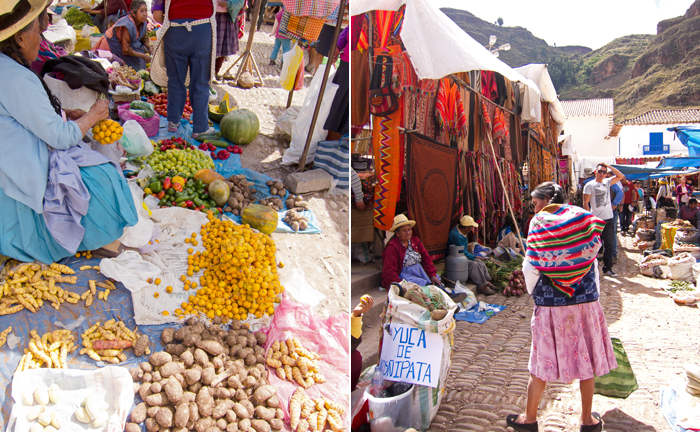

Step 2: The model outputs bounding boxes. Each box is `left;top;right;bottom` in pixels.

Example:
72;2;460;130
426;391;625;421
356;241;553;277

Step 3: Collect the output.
506;182;617;432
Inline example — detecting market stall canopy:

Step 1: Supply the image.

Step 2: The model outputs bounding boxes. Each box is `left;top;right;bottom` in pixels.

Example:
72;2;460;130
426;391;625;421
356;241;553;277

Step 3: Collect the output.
513;64;566;127
611;164;700;181
350;0;542;115
656;156;700;169
559;134;578;162
668;127;700;156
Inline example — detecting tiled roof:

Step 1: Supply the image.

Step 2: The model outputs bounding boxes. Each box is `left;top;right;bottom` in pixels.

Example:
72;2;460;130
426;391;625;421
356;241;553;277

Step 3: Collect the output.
560;98;614;117
621;109;700;125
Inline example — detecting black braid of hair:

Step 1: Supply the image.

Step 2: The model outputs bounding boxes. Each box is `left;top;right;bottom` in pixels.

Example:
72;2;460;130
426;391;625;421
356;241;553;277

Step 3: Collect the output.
0;22;63;116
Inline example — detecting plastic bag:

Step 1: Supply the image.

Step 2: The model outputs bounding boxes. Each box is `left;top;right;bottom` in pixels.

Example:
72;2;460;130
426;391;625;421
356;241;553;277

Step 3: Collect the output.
273;106;300;140
282;64;338;165
669;252;695;281
119;120;154;157
99;250;162;292
280;44;304;90
118;182;155;248
118;105;160;137
452;280;477;310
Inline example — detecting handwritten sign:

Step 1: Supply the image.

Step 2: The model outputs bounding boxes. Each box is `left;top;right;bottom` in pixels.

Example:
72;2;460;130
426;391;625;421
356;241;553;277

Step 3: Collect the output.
379;322;443;388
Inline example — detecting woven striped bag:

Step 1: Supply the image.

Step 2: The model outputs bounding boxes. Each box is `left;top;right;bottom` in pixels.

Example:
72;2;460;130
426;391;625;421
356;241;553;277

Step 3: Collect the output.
594;337;639;398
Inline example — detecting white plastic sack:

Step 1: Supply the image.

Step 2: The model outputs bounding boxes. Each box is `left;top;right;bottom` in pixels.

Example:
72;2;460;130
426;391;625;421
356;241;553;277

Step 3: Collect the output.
669;252;696;281
118;182;155;248
676;228;700;244
42;18;76;44
99;250;162;292
693;263;700;285
7;367;133;432
384;282;457;430
638;254;671;277
282;64;338;165
279;44;303;90
273;106;300;140
452;280;477;311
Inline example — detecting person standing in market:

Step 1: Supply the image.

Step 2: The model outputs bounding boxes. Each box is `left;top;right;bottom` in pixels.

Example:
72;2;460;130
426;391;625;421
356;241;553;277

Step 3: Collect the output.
583;163;624;277
0;0;138;263
268;7;291;66
620;178;637;235
656;178;674;208
83;0;128;32
447;216;497;296
506;182;616;432
213;0;243;79
323;26;348;139
676;175;693;207
606;170;623;263
105;0;151;71
152;0;216;139
636;181;646;212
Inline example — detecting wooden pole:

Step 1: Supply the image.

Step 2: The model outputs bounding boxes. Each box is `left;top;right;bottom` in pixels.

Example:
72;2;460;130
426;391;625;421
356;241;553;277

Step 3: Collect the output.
481;109;527;253
296;0;347;172
222;0;264;86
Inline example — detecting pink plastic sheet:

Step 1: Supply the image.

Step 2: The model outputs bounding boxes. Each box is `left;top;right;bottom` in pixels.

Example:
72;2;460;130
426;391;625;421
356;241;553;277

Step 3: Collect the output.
117;103;160;137
262;294;350;430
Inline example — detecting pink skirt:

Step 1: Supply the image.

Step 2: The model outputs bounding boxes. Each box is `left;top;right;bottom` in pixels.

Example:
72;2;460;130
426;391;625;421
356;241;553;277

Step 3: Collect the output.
529;301;618;382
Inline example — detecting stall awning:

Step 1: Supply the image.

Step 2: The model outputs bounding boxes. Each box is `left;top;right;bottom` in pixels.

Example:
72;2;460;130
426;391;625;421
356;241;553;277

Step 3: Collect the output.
350;0;542;114
669;127;700;156
612;164;700;180
656;157;700;169
513;64;566;125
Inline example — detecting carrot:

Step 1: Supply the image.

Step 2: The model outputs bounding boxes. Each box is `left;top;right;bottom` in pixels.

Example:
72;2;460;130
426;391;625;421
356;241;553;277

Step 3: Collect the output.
92;339;133;350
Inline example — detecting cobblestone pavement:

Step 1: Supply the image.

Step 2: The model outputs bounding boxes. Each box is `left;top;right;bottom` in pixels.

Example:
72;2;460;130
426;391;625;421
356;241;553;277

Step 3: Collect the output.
428;232;700;432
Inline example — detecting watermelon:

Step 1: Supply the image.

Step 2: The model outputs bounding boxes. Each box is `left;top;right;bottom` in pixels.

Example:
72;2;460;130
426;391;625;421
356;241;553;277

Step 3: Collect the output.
220;109;259;145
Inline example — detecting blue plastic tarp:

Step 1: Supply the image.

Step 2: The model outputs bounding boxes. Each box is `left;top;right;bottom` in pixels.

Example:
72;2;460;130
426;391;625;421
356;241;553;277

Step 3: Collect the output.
668;126;700;149
453;303;506;324
656;157;700;169
611;164;699;181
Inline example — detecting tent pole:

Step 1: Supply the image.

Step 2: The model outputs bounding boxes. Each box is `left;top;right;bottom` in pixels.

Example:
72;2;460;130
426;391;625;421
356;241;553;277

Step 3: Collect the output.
481;107;527;253
296;0;347;172
223;0;264;86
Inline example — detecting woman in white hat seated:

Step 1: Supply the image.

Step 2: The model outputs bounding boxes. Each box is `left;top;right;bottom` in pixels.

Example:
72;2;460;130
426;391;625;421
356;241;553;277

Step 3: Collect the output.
447;215;497;295
0;0;138;264
382;214;467;302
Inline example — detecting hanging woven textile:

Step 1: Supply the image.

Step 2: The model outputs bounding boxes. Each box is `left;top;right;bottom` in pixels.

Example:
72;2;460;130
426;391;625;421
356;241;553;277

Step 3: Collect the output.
372;7;404;49
435;78;468;141
351;14;369;52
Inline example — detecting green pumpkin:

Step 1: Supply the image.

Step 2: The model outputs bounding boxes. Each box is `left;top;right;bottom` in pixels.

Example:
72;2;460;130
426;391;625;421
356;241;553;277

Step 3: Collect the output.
208;99;231;123
220;108;260;145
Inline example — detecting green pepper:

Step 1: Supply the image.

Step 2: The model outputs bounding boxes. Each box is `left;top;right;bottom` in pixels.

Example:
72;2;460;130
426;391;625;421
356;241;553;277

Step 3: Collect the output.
185;187;194;196
177;202;187;208
167;188;176;197
186;179;195;187
208;199;216;207
193;197;204;207
175;195;189;204
158;198;169;206
194;179;204;190
149;181;163;193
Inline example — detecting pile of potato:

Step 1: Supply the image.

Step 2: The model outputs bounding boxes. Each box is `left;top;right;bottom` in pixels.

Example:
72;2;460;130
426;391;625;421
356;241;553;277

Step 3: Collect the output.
285;195;308;212
282;210;309;232
224;175;260;217
265;181;287;199
258;196;284;212
126;318;283;432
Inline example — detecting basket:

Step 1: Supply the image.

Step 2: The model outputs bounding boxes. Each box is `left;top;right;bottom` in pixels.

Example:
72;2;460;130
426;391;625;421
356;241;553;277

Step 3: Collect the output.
637;218;655;229
637;229;656;241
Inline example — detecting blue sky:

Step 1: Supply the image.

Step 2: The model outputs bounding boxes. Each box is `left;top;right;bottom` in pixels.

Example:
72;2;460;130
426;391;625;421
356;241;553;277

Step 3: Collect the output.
434;0;693;50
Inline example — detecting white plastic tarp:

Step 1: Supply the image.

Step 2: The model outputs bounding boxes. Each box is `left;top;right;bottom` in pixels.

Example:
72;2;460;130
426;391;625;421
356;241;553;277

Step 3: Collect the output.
559;135;577;162
514;64;567;127
350;0;541;107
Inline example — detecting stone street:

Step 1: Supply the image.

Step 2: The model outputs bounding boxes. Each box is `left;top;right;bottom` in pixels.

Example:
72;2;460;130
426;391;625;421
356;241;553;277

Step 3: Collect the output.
423;233;698;432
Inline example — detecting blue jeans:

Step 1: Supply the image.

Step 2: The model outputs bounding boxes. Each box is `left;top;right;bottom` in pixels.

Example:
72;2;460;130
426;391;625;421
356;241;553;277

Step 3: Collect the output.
164;21;212;134
612;209;619;257
270;38;293;61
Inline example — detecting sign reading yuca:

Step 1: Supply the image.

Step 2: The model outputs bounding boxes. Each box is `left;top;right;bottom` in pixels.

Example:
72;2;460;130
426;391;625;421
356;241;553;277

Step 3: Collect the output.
379;322;443;388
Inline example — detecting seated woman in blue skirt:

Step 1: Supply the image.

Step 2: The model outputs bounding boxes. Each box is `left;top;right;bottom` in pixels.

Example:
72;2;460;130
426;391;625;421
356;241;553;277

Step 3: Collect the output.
0;1;138;264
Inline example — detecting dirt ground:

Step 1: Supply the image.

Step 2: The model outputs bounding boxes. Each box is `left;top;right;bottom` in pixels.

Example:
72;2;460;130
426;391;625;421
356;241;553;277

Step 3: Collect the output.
212;21;349;318
420;232;699;432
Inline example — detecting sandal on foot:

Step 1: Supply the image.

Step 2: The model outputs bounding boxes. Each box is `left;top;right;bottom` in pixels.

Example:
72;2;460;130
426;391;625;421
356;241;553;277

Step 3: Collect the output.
580;412;602;432
506;414;538;432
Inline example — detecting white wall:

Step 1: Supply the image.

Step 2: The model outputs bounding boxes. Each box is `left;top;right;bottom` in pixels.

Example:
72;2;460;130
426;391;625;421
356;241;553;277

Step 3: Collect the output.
618;124;692;157
561;115;618;158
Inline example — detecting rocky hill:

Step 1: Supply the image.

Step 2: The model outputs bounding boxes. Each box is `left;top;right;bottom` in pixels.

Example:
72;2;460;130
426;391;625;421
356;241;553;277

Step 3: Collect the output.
442;0;700;122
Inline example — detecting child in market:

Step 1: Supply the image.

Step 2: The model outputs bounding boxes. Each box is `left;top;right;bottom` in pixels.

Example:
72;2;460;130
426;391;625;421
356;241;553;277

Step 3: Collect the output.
269;8;293;66
351;294;374;391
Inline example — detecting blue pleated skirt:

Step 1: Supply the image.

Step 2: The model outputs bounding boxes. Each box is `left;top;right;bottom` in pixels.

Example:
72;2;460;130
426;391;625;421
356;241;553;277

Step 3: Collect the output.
0;163;138;264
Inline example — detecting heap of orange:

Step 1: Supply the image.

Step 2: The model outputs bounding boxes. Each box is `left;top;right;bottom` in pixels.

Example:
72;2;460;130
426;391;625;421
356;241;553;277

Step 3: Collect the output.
175;213;283;321
91;119;123;145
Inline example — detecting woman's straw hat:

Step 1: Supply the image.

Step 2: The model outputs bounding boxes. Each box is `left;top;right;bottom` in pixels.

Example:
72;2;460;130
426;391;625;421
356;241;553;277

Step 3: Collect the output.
389;214;415;232
0;0;48;42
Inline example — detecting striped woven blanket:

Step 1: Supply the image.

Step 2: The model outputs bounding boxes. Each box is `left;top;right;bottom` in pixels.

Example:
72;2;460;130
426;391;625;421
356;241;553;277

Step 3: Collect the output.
526;204;604;297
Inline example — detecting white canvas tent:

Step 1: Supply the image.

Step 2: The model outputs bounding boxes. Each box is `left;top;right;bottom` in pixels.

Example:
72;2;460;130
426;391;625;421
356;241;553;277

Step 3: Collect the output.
351;0;544;121
514;64;567;127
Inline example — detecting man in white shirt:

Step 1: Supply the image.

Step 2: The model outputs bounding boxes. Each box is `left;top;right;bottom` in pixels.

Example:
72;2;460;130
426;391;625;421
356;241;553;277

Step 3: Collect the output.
583;163;625;277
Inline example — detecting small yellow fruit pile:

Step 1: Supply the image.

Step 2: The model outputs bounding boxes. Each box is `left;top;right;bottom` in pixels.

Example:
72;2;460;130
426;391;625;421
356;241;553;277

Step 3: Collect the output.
175;213;284;321
91;119;123;145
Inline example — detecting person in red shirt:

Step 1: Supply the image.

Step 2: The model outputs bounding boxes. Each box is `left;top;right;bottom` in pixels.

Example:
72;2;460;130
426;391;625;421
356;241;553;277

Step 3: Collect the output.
620;179;637;234
83;0;128;32
152;0;216;138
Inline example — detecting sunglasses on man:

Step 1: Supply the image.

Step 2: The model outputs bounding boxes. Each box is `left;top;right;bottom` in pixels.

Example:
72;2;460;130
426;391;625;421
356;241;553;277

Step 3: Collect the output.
597;169;607;174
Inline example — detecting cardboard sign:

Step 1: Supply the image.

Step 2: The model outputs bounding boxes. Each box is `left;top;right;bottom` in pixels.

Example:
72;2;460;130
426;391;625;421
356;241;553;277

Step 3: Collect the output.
379;322;443;388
